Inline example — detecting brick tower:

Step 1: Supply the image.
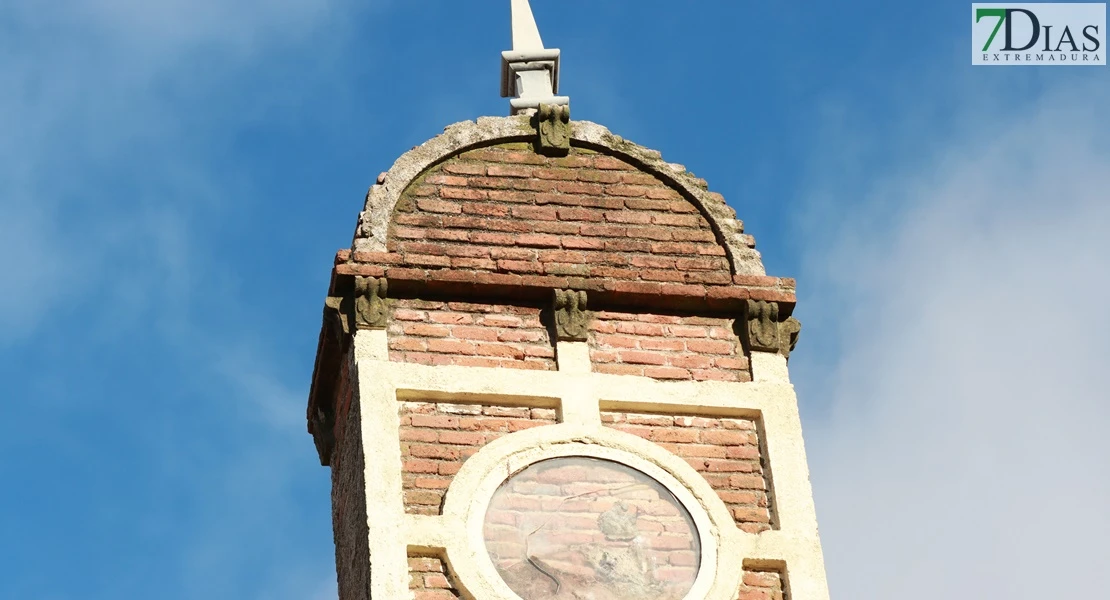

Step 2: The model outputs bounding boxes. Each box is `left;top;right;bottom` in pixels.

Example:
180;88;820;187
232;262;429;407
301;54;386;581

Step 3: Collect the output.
306;3;830;599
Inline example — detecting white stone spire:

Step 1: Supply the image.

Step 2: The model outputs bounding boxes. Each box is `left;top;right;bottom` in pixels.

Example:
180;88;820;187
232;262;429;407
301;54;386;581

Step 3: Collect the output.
500;0;569;114
510;0;545;51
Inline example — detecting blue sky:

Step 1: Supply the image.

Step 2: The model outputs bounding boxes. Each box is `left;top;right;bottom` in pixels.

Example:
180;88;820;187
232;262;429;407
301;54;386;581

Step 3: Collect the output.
2;2;1108;598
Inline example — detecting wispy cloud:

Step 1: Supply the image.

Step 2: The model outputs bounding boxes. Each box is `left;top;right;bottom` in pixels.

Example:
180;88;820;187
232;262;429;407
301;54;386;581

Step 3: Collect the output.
1;3;359;597
0;0;347;344
796;76;1110;597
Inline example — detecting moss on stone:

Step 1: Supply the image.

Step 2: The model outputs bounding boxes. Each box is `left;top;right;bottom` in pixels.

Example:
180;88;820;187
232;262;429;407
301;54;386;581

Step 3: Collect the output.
494;141;533;150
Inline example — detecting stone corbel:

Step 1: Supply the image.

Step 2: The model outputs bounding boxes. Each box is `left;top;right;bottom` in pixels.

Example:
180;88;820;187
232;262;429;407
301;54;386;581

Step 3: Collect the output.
536;103;571;155
322;276;390;335
553;289;590;341
323;294;353;339
746;300;801;359
353;276;389;329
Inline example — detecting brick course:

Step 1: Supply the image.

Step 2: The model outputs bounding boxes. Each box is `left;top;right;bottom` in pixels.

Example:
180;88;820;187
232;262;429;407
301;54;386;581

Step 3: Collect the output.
602;411;774;532
399;401;558;514
737;569;788;600
332;140;798;309
380;145;733;287
388;300;556;370
408;554;461;600
589;311;751;382
334;256;795;312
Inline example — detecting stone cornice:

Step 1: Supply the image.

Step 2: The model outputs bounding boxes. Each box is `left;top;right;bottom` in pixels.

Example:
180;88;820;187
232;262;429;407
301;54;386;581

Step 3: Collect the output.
330;249;795;310
306;254;798;465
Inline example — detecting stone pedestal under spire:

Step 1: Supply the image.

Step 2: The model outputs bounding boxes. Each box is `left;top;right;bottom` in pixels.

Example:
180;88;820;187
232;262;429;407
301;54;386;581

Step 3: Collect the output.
501;0;568;114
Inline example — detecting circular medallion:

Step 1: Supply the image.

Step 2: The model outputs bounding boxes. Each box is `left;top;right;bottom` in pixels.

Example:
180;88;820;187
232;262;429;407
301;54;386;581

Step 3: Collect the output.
482;456;701;600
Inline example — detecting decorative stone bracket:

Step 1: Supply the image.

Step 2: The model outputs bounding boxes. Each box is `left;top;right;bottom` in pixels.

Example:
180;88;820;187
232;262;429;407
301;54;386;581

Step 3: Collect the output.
745;300;801;359
323;294;353;339
322;276;390;337
553;288;590;341
536;103;571;155
353;276;389;329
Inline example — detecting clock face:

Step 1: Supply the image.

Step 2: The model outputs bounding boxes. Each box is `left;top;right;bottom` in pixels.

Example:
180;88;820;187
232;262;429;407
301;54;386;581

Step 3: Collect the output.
482;456;701;600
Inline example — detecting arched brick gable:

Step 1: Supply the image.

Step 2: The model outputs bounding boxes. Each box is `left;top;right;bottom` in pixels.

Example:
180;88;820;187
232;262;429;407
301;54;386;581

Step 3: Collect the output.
350;116;765;277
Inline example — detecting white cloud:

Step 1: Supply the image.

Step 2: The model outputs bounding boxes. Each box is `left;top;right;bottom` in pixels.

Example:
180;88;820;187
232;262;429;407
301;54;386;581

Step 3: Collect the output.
797;77;1110;597
0;3;354;597
213;343;308;431
0;1;349;344
8;0;337;58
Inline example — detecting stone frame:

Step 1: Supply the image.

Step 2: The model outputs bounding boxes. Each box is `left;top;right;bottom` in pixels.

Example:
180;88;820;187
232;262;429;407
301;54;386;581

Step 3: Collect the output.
348;330;830;600
446;429;724;600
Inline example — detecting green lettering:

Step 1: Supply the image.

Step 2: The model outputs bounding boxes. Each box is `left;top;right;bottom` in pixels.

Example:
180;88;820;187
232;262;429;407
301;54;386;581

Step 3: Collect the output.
976;8;1007;51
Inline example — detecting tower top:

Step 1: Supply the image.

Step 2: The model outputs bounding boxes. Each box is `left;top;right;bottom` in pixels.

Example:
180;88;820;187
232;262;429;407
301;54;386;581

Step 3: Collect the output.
500;0;569;114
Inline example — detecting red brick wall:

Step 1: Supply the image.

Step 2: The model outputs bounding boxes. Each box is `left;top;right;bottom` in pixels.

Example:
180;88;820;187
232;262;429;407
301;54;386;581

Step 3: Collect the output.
331;357;371;600
387;144;731;285
399;401;558;514
602;411;774;533
588;310;750;382
408;554;461;600
737;569;788;600
388;299;555;370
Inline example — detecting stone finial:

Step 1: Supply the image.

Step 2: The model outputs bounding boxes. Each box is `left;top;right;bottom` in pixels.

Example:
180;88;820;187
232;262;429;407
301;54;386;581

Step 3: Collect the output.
746;300;801;359
501;0;569;114
553;289;590;341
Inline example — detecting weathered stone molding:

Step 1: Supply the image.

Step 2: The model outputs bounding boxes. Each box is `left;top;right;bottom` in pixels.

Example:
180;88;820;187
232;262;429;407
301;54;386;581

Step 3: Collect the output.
552;288;589;340
354;276;389;329
536;103;570;155
780;317;801;359
352;115;765;276
323;294;353;338
746;300;801;359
